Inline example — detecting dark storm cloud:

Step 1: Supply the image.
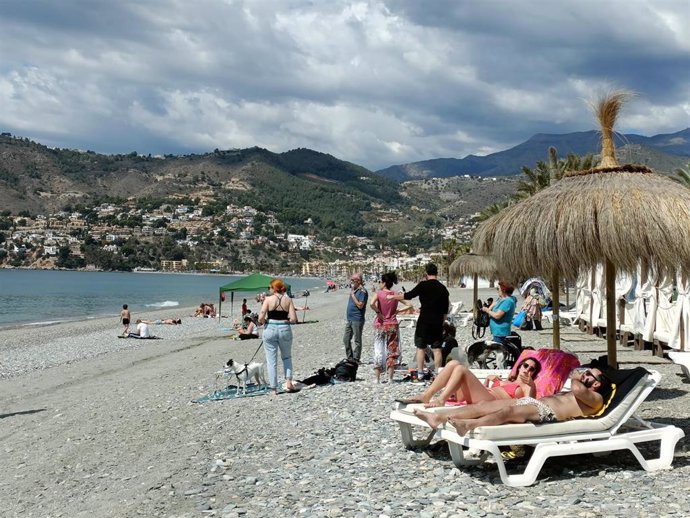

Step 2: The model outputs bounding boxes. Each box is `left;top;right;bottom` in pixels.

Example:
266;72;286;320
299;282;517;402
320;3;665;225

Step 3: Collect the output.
0;0;687;170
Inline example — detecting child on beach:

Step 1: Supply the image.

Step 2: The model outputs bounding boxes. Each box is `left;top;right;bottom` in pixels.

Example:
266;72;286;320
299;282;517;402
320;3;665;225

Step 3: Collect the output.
120;304;131;336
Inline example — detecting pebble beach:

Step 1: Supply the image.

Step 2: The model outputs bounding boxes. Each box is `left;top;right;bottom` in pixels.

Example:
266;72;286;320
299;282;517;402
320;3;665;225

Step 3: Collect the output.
1;287;689;518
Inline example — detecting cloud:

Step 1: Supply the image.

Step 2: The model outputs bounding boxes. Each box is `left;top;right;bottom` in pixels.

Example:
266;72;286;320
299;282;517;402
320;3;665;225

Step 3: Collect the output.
0;0;688;170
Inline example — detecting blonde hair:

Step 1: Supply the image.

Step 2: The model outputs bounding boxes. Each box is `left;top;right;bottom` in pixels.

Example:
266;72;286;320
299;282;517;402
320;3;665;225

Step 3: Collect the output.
270;278;287;294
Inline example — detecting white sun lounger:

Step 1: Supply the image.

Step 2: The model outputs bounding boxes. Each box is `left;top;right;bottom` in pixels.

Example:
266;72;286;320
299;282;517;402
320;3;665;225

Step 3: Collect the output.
390;370;683;486
668;351;690;379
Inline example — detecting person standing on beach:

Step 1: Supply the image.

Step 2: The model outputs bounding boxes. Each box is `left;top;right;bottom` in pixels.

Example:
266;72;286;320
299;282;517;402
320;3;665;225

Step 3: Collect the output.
482;280;517;344
258;278;299;394
120;304;131;336
343;272;368;362
241;298;248;317
389;263;450;381
370;271;411;383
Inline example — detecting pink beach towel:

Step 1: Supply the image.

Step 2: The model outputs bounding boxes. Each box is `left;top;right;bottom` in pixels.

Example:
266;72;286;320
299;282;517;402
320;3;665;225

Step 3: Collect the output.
509;348;581;398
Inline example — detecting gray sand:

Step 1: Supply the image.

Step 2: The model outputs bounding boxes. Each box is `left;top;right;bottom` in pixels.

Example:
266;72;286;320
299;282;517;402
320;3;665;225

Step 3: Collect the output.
1;287;688;517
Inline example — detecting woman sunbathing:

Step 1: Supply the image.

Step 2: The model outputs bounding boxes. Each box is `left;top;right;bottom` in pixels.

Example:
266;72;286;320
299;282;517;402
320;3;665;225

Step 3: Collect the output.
400;358;541;408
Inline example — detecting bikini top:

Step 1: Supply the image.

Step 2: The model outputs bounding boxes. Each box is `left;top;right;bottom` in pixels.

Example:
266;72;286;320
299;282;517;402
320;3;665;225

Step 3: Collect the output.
491;379;521;398
266;295;290;320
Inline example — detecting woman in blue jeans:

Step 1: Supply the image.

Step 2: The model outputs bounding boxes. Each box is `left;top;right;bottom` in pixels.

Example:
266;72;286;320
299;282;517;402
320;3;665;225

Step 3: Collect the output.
258;278;299;394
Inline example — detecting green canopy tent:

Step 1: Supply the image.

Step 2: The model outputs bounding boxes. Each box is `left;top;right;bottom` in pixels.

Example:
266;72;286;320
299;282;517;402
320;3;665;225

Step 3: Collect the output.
217;273;290;319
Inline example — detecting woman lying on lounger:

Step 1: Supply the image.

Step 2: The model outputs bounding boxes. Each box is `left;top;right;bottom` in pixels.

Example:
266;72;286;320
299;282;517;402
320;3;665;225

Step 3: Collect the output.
400;358;541;407
414;367;610;434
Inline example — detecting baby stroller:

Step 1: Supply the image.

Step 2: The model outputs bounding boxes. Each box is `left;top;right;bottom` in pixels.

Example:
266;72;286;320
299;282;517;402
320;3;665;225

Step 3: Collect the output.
466;332;523;370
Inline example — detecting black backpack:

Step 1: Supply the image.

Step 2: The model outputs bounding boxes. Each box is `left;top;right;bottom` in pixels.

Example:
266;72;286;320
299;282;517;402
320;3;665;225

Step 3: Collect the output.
333;358;359;382
472;300;490;338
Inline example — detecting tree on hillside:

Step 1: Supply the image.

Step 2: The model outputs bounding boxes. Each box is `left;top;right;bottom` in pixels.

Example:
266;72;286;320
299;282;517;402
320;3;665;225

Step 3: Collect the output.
477;201;511;222
440;238;470;285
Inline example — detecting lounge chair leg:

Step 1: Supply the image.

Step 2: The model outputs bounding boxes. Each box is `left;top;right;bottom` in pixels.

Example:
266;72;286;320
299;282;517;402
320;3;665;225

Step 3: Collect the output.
397;422;438;449
446;442;489;468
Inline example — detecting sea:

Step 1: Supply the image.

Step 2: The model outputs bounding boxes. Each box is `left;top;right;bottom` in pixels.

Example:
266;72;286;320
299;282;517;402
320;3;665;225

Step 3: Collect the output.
0;269;323;328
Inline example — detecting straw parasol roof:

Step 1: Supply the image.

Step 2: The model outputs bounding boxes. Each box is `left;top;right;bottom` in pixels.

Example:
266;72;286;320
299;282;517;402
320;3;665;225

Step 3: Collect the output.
474;163;690;278
449;253;498;283
472;90;690;365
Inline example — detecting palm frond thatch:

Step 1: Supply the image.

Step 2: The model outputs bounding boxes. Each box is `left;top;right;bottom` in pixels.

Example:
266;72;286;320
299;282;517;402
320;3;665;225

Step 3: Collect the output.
480;167;690;278
449;253;498;283
590;90;634;168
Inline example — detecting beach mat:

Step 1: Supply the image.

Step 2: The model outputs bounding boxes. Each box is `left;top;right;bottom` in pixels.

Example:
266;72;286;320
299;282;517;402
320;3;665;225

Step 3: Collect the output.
194;383;269;403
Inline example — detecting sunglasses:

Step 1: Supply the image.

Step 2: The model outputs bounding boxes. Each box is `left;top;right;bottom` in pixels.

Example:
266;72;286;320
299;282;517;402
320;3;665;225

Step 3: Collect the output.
520;362;538;373
584;370;602;382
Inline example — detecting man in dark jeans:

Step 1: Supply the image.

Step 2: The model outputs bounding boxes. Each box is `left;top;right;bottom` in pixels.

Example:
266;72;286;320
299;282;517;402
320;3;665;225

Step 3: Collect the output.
343;272;368;362
390;263;450;381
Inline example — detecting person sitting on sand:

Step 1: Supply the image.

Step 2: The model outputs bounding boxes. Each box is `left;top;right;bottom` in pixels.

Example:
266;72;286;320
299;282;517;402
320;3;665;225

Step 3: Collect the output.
413;367;609;434
400;357;541;408
141;318;182;325
238;315;259;340
128;319;151;338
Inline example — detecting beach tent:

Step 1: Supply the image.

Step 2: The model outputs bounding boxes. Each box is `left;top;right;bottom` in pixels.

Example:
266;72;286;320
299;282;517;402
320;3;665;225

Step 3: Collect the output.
217;273;290;318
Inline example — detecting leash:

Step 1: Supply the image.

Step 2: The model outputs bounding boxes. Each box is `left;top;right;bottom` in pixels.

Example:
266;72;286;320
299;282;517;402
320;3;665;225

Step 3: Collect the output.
234;339;265;382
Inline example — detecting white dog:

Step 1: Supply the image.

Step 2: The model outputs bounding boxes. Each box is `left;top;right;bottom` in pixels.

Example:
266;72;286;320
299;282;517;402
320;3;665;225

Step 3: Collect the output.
223;359;267;394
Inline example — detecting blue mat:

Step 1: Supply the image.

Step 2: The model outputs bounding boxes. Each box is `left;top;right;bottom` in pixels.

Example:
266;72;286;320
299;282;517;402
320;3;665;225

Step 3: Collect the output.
194;383;269;403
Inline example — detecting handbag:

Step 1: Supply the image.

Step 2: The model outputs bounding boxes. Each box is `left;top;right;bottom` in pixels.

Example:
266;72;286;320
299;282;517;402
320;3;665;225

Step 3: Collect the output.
512;309;527;328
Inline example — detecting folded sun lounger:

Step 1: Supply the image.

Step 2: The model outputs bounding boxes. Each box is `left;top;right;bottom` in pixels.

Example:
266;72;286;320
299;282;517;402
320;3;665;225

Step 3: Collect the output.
390;368;683;486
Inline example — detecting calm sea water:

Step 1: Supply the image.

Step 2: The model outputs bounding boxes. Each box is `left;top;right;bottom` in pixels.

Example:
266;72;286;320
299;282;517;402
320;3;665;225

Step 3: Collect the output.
0;270;323;328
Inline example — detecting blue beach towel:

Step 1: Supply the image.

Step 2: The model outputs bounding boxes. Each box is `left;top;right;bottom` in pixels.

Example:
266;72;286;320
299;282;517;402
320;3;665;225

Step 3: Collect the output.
194;383;269;403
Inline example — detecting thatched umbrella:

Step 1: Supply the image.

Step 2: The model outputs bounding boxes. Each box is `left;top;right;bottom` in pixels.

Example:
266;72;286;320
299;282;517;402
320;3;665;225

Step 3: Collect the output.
449;253;498;321
474;91;690;367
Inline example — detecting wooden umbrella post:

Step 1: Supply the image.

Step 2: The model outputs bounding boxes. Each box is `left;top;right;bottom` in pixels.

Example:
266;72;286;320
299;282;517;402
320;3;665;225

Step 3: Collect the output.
473;273;479;321
605;259;617;368
551;270;560;349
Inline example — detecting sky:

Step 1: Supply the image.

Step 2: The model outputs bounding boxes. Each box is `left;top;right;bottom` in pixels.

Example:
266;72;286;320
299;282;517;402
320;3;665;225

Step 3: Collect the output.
1;0;689;171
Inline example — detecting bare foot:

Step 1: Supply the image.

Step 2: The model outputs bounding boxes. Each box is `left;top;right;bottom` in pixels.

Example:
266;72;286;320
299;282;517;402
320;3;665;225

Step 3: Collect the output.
424;397;446;408
413;409;448;429
448;417;471;436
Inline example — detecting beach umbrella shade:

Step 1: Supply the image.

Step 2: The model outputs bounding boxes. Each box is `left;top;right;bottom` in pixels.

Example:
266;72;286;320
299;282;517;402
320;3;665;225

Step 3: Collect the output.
449;253;499;321
218;273;291;318
473;91;690;367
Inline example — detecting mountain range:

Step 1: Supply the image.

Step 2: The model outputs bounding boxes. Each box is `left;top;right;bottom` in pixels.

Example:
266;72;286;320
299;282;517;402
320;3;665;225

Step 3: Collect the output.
376;128;690;181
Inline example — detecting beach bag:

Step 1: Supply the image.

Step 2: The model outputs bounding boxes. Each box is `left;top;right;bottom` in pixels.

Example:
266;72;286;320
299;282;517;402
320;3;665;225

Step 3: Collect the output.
472;300;490;339
333;358;359;382
512;309;527;328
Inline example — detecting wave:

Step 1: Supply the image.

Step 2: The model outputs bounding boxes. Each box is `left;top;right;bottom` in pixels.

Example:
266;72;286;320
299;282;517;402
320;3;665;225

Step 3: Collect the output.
145;300;180;308
22;320;64;327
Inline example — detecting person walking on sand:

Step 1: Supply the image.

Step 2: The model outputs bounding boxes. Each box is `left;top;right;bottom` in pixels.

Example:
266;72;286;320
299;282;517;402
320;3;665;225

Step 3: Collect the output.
388;263;450;381
120;304;131;336
343;272;368;362
241;298;248;317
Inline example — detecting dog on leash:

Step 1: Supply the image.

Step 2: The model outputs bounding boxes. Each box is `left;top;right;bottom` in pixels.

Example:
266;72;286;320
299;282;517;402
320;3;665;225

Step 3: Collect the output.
223;359;267;394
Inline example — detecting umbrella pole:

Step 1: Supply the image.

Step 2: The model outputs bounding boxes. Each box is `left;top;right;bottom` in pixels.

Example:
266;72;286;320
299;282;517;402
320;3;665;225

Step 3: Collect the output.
473;273;479;321
551;271;560;349
605;259;617;368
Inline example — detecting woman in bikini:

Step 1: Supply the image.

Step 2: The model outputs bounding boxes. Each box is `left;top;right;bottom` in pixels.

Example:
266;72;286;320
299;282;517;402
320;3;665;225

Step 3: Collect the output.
401;357;541;407
258;278;299;394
